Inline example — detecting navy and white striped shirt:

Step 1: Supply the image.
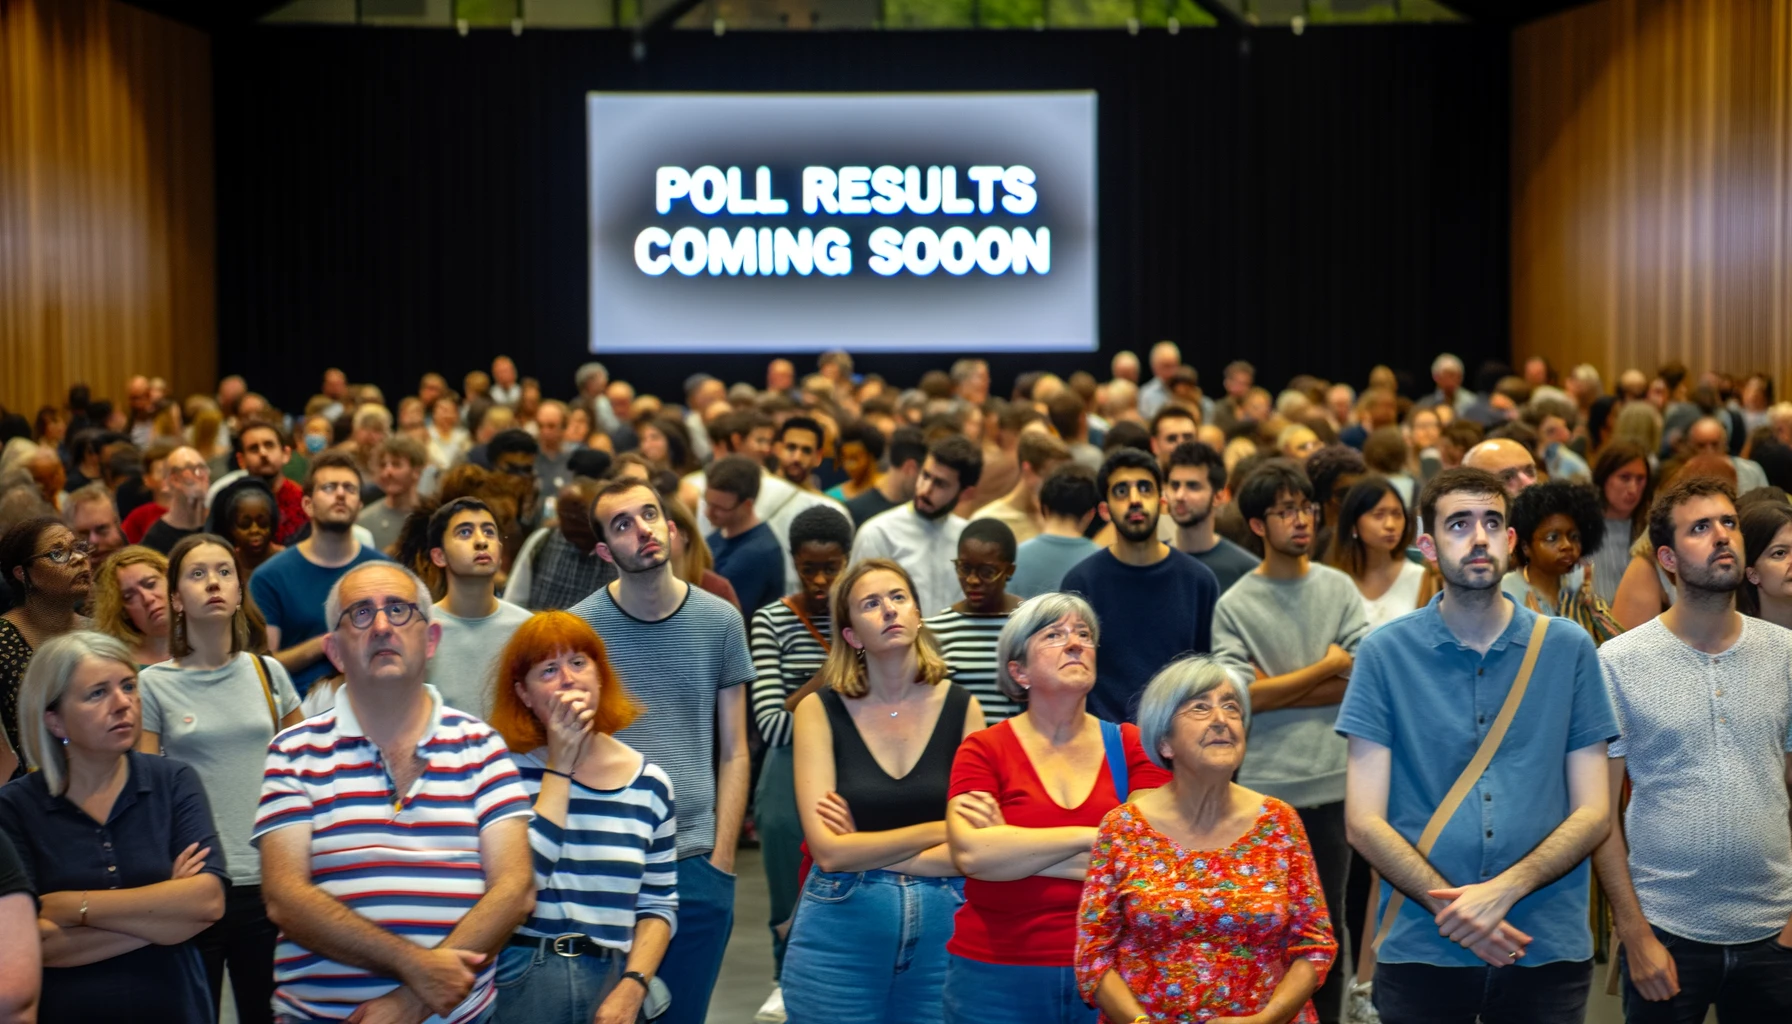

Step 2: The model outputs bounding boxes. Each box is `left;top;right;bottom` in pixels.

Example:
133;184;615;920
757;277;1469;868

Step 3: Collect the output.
925;609;1021;721
510;749;678;949
750;600;831;748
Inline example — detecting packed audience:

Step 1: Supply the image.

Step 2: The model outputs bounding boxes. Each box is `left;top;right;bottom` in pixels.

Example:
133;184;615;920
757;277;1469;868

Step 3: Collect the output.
0;347;1789;1024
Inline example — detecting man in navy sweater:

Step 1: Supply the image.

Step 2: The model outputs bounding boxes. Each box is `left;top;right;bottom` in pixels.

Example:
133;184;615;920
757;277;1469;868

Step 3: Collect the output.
1061;447;1220;721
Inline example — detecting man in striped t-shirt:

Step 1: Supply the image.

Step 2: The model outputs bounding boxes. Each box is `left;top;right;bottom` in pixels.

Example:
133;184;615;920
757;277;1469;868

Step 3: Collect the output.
256;563;535;1024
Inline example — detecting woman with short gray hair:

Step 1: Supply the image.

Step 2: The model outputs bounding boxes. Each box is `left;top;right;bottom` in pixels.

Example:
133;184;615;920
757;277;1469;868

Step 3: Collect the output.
0;630;226;1022
1076;656;1336;1024
942;593;1171;1024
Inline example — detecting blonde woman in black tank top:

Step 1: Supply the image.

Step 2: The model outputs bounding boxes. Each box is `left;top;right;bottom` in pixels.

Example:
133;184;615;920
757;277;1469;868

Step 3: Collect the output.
783;558;986;1024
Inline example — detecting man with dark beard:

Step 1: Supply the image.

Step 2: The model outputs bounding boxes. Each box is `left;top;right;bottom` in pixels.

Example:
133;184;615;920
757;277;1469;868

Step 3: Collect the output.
1212;459;1371;1024
1166;440;1259;592
570;479;754;1024
850;434;983;615
1060;447;1220;722
1593;477;1792;1020
1337;468;1617;1024
250;451;391;695
773;416;825;492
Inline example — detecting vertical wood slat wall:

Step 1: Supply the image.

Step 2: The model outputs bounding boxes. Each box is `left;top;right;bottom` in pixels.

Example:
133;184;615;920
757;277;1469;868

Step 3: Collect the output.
0;0;214;418
1513;0;1792;397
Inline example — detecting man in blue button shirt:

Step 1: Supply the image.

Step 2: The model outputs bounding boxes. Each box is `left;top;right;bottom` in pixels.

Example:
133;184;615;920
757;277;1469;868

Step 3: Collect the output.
1336;467;1618;1024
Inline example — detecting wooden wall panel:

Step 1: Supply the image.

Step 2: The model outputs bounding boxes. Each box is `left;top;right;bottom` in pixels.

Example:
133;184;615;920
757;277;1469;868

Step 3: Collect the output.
0;0;214;418
1513;0;1792;396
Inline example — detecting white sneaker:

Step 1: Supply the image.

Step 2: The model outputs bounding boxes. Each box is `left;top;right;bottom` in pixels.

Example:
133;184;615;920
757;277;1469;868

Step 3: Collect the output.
753;984;786;1023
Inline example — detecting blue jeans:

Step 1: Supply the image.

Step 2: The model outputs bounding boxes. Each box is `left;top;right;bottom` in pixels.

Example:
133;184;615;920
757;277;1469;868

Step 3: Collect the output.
656;854;735;1024
1371;958;1592;1024
942;955;1095;1024
781;867;965;1024
1620;925;1792;1022
493;938;628;1024
754;743;803;979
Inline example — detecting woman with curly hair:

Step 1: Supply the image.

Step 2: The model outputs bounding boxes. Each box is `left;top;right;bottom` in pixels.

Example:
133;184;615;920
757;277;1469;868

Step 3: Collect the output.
90;546;171;667
1503;480;1622;643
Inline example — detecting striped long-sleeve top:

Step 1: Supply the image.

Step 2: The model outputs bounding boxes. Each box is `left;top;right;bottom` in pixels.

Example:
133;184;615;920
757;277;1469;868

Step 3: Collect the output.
749;600;831;747
925;608;1022;721
509;749;678;950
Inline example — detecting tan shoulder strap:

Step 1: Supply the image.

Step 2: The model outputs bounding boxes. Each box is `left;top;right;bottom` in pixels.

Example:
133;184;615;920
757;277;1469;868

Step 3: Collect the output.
1367;617;1550;958
781;596;832;653
250;653;281;732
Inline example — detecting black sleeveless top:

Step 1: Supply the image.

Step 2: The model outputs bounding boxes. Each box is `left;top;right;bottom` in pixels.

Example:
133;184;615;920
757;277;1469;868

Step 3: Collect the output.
821;683;970;834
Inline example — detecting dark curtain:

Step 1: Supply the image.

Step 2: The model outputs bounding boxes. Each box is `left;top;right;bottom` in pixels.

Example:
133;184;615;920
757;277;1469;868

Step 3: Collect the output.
212;26;1508;410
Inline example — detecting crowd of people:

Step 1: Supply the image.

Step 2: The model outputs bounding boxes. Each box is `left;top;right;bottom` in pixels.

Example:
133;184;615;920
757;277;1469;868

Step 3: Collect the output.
0;344;1788;1024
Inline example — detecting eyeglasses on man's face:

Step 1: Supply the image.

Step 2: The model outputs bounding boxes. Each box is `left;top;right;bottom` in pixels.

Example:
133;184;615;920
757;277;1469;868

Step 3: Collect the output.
336;600;422;631
1264;503;1321;524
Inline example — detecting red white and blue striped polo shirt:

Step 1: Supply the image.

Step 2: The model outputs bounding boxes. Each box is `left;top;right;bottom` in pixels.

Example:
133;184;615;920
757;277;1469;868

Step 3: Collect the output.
252;684;532;1022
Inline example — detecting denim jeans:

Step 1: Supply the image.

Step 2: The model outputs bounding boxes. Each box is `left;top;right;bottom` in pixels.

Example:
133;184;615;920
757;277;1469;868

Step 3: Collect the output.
493;937;628;1024
1620;925;1792;1022
197;882;278;1024
941;955;1096;1024
1371;958;1592;1024
1294;801;1351;1024
754;743;804;979
781;867;966;1024
655;854;735;1024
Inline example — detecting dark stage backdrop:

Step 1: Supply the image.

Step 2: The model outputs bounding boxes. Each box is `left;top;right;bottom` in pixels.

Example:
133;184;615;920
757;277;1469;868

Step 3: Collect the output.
212;26;1509;413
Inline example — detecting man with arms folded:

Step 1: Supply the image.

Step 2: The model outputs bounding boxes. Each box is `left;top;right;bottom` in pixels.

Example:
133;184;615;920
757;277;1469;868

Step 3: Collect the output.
1593;476;1792;1020
1212;458;1370;1023
256;562;534;1024
1336;467;1616;1024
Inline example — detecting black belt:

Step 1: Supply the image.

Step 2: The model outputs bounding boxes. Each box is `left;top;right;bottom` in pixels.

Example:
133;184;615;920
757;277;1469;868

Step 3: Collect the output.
507;933;618;959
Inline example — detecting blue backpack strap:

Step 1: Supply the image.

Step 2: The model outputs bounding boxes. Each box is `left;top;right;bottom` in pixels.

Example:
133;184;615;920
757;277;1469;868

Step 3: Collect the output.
1100;719;1130;804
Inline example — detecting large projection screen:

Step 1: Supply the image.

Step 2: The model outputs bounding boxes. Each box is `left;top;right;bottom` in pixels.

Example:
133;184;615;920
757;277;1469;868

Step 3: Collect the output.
587;92;1097;354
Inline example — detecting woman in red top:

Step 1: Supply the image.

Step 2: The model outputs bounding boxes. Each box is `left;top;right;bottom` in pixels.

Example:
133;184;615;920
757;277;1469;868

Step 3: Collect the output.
944;592;1172;1024
1076;657;1336;1024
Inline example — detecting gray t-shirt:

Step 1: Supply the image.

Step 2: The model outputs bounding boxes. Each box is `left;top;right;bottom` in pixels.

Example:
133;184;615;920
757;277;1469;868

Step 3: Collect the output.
1212;564;1371;807
571;583;755;859
427;600;535;721
1189;537;1262;594
1598;616;1792;943
356;501;408;555
139;652;302;885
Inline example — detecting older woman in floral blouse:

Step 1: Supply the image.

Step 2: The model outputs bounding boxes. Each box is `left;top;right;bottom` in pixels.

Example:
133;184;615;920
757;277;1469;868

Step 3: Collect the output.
1076;656;1336;1024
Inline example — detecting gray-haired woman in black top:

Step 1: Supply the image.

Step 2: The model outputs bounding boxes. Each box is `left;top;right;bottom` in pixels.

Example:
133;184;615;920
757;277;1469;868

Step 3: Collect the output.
784;557;986;1024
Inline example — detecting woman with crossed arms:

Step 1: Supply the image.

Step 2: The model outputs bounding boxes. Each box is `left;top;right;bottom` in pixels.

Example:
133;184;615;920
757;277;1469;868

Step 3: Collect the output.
943;592;1171;1024
782;558;986;1024
0;632;226;1022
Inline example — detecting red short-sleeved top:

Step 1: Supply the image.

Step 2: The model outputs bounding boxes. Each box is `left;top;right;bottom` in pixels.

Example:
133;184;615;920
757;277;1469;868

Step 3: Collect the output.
947;718;1173;966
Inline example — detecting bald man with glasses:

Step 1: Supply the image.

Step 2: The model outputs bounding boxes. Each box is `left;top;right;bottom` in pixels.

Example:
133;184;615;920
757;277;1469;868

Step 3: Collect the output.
257;561;533;1024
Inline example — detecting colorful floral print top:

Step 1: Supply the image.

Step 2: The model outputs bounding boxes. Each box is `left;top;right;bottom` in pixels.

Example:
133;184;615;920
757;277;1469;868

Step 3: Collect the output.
1075;796;1336;1023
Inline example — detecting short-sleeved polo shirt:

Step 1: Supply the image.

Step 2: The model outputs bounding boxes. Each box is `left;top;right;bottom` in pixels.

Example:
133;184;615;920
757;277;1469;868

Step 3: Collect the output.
0;752;227;1022
1334;595;1618;968
253;683;532;1022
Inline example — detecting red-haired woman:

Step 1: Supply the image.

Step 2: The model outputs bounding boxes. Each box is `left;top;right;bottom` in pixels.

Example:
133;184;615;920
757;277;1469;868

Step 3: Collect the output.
486;610;677;1024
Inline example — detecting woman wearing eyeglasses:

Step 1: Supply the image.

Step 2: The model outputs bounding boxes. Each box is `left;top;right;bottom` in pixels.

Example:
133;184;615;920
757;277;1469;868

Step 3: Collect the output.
942;593;1171;1024
924;520;1025;723
1076;657;1336;1024
138;534;301;1024
0;517;96;780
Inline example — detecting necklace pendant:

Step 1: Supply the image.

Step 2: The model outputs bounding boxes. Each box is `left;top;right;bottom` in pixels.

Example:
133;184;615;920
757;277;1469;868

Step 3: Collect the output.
889;710;899;718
